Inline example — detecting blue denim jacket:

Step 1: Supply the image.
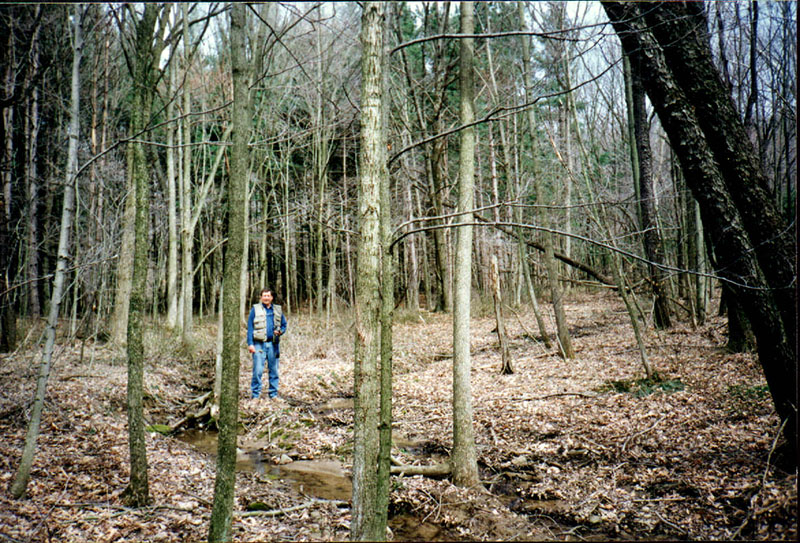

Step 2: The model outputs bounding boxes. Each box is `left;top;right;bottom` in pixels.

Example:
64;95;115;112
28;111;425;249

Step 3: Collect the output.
247;304;288;357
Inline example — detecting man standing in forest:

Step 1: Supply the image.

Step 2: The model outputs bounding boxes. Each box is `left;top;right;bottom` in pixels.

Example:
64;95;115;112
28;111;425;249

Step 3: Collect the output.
246;288;288;404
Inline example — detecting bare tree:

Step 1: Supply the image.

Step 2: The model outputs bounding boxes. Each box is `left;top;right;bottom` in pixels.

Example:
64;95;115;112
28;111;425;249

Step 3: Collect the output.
123;2;168;507
10;4;85;499
451;0;480;488
208;2;249;539
351;2;388;539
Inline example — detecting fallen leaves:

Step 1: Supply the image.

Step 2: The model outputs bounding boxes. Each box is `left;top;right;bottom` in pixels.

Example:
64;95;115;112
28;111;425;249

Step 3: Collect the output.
0;293;796;541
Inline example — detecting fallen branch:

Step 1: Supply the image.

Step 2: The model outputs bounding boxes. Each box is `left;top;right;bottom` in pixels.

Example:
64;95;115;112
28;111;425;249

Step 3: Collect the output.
238;499;348;518
187;391;212;405
655;511;688;534
621;415;667;453
60;374;102;381
510;392;597;402
391;462;451;478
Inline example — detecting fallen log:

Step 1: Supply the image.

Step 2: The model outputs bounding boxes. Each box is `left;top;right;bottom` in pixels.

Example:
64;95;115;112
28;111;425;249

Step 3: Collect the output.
390;462;451;478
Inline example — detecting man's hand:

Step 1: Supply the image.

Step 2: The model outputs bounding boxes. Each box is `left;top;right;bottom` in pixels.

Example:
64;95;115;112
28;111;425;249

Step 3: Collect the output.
274;330;281;337
248;345;255;354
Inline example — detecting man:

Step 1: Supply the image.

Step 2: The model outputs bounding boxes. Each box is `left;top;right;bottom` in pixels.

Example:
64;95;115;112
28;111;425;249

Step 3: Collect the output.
246;288;288;401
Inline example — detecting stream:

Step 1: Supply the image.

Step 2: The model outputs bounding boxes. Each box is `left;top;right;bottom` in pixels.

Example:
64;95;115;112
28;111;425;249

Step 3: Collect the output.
176;429;452;540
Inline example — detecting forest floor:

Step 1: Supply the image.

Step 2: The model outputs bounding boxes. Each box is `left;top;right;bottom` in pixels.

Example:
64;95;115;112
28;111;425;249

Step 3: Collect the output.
0;291;796;541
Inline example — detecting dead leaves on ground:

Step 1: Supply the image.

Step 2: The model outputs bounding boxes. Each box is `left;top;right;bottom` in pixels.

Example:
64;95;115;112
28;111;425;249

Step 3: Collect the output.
1;293;796;541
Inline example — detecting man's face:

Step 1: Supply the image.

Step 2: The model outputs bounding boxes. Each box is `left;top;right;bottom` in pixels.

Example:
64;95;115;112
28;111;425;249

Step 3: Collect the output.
261;291;273;306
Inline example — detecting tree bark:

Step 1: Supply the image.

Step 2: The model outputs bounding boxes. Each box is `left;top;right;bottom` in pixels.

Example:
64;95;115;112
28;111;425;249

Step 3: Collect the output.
603;0;796;461
123;2;165;507
24;8;41;318
351;3;387;539
208;3;248;539
166;8;179;329
10;4;84;498
180;0;193;342
377;4;394;521
451;0;480;488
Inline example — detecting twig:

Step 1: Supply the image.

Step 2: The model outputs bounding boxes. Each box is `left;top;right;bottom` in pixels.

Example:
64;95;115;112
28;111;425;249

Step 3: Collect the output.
731;418;790;540
655;511;688;534
632;497;688;502
762;418;788;488
621;415;667;453
61;503;197;524
238;499;347;518
511;392;597;402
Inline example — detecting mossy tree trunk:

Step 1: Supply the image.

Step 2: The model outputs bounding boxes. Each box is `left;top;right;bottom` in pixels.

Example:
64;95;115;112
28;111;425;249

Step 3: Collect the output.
208;3;249;540
124;2;166;508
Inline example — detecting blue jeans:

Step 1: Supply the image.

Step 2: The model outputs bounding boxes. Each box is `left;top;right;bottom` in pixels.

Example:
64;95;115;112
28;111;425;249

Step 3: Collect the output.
251;341;279;399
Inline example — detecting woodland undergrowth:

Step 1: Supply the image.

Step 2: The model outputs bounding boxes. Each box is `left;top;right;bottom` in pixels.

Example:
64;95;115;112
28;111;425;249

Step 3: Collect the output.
0;292;796;541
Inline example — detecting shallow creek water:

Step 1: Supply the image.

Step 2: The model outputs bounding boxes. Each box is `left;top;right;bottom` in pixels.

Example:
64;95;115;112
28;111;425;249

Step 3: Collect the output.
176;429;452;540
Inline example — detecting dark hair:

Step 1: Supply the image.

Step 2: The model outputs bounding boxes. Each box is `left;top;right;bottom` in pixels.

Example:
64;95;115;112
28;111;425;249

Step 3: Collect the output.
260;288;281;304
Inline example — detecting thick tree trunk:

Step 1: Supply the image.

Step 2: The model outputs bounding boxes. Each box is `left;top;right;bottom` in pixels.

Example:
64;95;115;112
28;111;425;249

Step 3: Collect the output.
208;4;248;539
603;0;796;461
351;3;387;539
641;1;795;340
10;5;84;498
451;0;480;488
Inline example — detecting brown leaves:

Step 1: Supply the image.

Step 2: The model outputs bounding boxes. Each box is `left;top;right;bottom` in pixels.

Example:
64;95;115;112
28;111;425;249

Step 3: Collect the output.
1;295;796;541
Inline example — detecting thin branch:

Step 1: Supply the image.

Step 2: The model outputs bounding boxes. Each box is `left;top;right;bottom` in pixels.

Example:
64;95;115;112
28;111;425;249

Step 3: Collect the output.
387;62;616;166
391;22;613;55
511;392;597;402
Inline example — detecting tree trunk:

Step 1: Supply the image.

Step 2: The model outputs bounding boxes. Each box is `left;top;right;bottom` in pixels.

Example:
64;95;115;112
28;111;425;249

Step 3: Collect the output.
10;5;84;498
377;4;394;521
518;1;573;359
166;9;179;329
603;0;796;462
123;2;166;507
111;156;135;346
24;9;41;318
623;52;672;328
451;1;479;488
180;0;193;342
351;3;387;539
0;15;17;353
208;4;248;539
492;255;512;374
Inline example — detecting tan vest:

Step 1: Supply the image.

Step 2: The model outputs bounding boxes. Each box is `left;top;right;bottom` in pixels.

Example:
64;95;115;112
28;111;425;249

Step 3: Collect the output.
252;303;282;342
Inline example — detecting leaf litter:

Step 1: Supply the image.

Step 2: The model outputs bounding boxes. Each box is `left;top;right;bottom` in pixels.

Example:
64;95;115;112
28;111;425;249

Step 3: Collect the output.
0;292;795;541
